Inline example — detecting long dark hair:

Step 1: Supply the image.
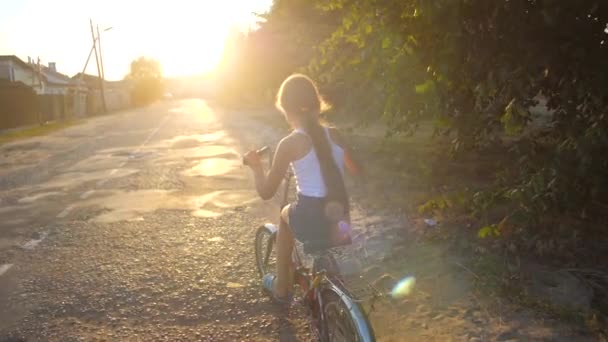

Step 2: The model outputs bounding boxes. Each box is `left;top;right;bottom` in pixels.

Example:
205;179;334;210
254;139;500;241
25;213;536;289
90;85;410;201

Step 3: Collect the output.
276;74;349;221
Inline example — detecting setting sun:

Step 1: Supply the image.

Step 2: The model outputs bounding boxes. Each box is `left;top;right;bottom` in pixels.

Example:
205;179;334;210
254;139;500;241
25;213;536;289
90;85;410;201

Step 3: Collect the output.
141;1;271;77
0;0;272;79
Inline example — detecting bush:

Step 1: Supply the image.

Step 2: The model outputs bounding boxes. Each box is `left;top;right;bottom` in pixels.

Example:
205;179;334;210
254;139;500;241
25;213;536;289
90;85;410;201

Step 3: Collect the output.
311;0;608;229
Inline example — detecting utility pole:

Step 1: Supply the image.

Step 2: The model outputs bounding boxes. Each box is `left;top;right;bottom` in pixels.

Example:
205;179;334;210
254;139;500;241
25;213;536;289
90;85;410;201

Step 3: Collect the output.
80;45;96;78
96;24;106;80
90;18;107;113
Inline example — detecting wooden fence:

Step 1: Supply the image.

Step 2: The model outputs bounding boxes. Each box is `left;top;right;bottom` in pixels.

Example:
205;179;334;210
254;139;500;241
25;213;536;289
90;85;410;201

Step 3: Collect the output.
0;81;76;131
0;81;39;130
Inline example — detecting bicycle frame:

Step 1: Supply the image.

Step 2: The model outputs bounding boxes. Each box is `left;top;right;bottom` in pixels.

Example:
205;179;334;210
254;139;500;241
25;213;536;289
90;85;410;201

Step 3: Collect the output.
257;146;375;341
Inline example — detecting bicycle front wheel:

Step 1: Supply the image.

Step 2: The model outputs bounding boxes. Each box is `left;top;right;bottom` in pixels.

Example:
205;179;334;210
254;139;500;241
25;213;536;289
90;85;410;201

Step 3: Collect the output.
322;286;376;342
254;224;277;278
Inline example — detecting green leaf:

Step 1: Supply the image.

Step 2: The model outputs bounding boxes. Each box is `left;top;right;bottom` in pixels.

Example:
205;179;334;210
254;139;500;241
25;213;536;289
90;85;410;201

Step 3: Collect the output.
382;36;391;49
478;225;495;238
434;116;451;128
501;98;526;136
343;16;353;30
415;80;435;94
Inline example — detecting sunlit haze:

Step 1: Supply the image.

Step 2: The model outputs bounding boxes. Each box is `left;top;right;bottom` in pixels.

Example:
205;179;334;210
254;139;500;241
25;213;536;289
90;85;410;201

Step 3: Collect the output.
0;0;272;80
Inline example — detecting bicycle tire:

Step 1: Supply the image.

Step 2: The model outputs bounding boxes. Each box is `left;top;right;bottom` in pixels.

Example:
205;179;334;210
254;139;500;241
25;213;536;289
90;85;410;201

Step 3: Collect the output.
321;285;376;342
254;224;277;278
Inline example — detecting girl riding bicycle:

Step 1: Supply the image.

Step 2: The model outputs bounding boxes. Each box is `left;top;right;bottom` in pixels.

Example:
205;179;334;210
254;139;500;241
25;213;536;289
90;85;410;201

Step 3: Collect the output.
244;74;363;302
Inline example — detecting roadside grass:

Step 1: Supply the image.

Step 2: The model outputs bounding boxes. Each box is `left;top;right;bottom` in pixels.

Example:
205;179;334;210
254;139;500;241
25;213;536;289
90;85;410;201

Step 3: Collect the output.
0;120;83;145
337;118;601;328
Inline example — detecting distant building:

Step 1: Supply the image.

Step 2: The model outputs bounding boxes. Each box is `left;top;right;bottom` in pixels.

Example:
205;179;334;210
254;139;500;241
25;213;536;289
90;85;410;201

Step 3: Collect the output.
72;73;132;113
0;55;131;125
0;55;46;93
40;62;73;95
0;55;89;118
105;79;133;111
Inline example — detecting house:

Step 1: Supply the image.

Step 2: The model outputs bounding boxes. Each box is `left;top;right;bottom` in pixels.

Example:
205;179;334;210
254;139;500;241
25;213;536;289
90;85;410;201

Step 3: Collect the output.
72;73;132;113
72;72;104;114
0;55;85;95
105;79;132;111
0;55;87;120
0;55;45;93
40;62;73;95
38;61;87;117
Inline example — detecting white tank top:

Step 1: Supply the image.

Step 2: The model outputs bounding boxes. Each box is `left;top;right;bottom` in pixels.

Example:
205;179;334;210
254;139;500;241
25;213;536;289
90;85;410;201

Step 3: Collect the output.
291;127;345;198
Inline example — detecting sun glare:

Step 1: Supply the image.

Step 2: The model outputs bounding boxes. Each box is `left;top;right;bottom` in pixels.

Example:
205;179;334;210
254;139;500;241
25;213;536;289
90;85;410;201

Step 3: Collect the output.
158;27;228;77
149;1;270;77
0;0;272;80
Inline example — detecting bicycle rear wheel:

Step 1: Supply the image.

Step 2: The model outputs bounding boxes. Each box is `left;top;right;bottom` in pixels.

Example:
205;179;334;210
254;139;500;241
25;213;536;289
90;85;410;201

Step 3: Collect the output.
322;286;376;342
254;225;277;278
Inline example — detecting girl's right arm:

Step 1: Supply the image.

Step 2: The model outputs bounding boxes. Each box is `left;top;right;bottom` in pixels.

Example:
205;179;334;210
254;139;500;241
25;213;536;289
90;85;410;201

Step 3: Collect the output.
244;136;295;200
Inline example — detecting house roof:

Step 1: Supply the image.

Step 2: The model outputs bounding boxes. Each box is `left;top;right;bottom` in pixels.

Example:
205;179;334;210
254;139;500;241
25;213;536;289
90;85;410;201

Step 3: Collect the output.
1;55;77;88
72;73;132;89
0;55;49;86
40;65;72;84
0;55;31;70
72;72;99;83
72;72;98;81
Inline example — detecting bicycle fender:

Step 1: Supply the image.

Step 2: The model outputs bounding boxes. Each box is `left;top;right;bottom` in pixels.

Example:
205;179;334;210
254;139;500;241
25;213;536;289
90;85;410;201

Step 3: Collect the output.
327;282;376;342
262;223;278;234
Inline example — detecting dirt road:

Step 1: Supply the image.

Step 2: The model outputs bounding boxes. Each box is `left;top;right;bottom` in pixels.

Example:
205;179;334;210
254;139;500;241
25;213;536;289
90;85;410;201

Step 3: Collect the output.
0;100;309;341
0;100;594;341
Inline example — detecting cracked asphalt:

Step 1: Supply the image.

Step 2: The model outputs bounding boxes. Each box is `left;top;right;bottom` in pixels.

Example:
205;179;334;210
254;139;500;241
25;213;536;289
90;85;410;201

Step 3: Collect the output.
0;99;595;341
0;100;310;341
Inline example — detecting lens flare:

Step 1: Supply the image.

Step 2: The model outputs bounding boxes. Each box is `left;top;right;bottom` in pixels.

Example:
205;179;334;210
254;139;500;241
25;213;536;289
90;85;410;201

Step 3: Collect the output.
391;276;416;299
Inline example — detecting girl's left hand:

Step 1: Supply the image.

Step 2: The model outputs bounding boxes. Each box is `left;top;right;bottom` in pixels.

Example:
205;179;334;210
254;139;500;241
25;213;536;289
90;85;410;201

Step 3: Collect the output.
243;150;263;170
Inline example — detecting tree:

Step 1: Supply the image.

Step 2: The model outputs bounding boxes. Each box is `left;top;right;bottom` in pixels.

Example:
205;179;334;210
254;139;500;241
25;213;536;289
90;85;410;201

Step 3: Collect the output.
127;57;164;106
213;0;339;108
213;0;608;231
311;0;608;227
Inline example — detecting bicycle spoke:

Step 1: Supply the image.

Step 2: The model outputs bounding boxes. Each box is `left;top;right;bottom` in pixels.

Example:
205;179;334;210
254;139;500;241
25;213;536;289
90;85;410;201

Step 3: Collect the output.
263;236;274;268
327;302;355;341
255;227;277;278
322;286;374;342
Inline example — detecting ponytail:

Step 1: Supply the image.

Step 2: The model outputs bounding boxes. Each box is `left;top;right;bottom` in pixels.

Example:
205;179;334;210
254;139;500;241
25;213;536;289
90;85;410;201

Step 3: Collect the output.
302;114;350;222
276;74;349;222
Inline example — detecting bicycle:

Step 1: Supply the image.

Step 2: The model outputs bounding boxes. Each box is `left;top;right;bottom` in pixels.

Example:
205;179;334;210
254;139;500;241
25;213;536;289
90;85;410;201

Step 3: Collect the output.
246;146;377;342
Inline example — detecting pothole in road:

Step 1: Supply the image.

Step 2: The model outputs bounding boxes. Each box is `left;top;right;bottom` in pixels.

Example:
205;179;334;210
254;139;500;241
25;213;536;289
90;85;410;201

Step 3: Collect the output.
165;131;228;149
79;189;257;223
101;142;238;164
158;146;238;162
1;141;41;152
67;153;128;172
0;204;32;215
183;158;240;177
170;138;205;149
17;191;63;204
193;209;223;218
39;168;139;190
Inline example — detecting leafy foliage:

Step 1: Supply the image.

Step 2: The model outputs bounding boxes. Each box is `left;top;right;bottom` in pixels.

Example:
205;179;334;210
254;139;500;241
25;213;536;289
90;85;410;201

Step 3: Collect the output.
309;0;608;232
126;57;164;106
215;0;608;240
478;225;500;239
213;0;339;108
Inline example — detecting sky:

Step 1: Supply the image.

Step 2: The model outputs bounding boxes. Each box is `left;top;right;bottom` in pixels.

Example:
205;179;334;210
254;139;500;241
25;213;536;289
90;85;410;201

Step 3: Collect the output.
0;0;272;80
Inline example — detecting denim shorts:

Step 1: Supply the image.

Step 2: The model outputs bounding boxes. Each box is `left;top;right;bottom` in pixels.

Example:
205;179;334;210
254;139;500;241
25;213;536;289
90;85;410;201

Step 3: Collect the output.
288;194;350;253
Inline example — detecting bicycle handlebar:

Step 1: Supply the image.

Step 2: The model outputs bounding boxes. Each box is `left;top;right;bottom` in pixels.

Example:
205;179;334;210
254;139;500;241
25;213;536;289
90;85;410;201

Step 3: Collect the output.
242;145;270;166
